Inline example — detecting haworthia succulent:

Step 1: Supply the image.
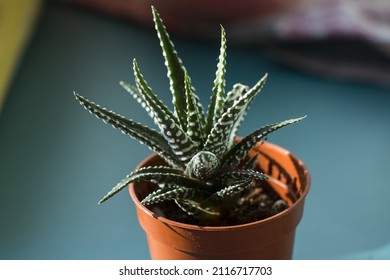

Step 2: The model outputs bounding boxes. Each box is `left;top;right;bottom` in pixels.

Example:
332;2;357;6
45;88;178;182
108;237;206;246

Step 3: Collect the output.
75;7;306;225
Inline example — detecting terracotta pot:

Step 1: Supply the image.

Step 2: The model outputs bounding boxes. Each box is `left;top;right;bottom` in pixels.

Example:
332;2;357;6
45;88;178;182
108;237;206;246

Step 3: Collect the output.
129;141;310;259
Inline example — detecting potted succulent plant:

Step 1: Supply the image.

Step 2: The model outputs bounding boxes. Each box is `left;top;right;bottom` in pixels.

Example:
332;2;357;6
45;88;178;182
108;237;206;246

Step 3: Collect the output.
74;7;310;259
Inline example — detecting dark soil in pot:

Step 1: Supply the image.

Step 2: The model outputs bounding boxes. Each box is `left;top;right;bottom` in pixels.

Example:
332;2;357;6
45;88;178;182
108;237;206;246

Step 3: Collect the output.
146;176;289;226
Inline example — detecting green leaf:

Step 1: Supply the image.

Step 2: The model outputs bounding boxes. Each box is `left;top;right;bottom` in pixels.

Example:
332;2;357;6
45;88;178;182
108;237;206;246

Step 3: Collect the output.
243;152;259;170
142;185;209;205
174;199;221;221
220;116;306;173
223;83;251;149
184;70;205;146
223;83;249;111
203;178;253;205
152;6;187;130
133;60;199;163
132;59;178;124
216;169;268;186
205;26;227;135
204;73;268;158
74;92;183;168
119;81;156;121
98;166;203;204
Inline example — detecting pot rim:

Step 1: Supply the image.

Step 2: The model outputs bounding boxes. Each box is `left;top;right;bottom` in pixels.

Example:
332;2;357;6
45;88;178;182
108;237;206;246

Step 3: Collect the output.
129;141;310;232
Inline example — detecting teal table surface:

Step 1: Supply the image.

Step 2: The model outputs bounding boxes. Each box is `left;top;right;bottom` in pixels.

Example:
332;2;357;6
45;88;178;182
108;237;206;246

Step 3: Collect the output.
1;2;390;260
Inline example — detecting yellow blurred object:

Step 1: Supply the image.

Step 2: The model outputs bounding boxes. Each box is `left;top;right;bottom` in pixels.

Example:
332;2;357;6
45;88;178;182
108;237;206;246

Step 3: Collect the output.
0;0;42;112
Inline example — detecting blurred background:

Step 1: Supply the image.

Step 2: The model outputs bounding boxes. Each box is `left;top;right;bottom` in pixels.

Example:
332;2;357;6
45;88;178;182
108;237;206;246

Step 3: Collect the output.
0;0;389;259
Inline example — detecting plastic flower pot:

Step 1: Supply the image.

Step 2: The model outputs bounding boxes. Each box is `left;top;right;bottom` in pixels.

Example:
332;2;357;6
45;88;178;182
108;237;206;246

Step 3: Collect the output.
129;141;310;259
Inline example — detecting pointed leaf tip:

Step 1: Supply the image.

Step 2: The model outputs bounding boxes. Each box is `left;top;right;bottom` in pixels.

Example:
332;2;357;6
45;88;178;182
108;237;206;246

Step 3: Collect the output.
73;91;81;100
151;5;157;14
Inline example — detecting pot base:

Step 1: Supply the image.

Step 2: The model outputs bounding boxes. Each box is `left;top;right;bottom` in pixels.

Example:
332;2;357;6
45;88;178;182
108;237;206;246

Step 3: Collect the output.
147;231;296;260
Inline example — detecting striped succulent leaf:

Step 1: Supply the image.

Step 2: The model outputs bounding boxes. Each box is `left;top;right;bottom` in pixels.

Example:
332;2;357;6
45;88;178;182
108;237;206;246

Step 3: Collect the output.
132;59;178;124
152;6;187;130
205;26;227;135
184;71;205;146
224;83;251;149
119;81;156;121
99;166;203;204
216;169;268;186
74;92;182;168
204;178;253;205
219;116;306;173
141;185;209;205
223;83;249;110
175;199;221;220
204;73;268;158
133;59;199;163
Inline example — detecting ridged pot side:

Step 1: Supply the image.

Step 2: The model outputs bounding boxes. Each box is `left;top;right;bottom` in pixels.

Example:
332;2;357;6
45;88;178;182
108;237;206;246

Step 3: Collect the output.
129;141;310;260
